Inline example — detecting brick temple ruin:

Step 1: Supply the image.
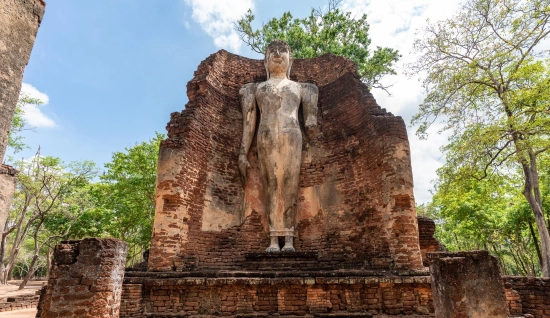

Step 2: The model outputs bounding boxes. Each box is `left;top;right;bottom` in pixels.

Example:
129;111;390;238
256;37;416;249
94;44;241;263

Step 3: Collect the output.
35;50;550;317
149;50;423;272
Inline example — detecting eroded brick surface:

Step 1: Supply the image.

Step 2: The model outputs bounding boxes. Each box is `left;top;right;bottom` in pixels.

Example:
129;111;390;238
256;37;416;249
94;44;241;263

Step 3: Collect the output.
0;165;18;243
0;0;45;161
504;276;550;318
0;293;39;312
428;250;509;318
119;284;143;318
119;272;433;317
417;216;443;266
148;51;423;272
36;238;128;318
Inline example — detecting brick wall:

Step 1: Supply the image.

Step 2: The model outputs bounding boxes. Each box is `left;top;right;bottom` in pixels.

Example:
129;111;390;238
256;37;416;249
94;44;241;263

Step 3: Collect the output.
118;272;550;318
0;293;39;312
0;164;18;244
36;238;128;318
149;50;423;272
417;216;442;266
504;276;550;318
119;284;143;318
428;251;510;318
120;273;433;317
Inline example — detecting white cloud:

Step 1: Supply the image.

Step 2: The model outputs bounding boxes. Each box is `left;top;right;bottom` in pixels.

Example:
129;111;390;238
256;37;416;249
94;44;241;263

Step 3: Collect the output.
340;0;463;203
19;83;56;128
184;0;254;52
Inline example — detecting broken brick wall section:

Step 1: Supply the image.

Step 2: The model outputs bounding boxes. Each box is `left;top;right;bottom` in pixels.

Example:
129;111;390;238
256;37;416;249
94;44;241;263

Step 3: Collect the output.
0;165;18;244
119;275;433;317
36;238;128;318
428;250;510;318
0;293;40;312
504;276;550;318
149;50;423;272
417;216;443;266
119;284;143;318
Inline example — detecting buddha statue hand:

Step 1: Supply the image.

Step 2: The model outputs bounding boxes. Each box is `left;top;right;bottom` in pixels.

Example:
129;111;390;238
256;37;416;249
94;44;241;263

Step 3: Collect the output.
306;124;319;140
238;153;250;186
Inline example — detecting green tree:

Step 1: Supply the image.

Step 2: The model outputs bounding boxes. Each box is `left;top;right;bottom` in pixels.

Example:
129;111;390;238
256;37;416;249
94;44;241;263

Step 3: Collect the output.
235;0;400;92
426;168;543;276
0;152;96;287
71;133;163;264
410;0;550;276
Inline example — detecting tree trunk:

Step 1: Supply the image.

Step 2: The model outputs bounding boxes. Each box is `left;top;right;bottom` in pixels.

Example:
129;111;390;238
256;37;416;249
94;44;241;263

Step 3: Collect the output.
18;253;38;290
0;221;9;285
6;213;39;282
528;221;543;269
19;217;44;290
519;154;550;277
45;246;51;279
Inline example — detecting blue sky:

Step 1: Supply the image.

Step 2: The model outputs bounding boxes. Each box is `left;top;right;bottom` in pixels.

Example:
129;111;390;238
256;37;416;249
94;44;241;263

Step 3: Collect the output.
17;0;463;203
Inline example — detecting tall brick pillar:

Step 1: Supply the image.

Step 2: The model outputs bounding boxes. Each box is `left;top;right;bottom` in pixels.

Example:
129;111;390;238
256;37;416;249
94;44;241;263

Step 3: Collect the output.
36;238;128;318
0;0;45;161
0;0;45;239
428;250;510;318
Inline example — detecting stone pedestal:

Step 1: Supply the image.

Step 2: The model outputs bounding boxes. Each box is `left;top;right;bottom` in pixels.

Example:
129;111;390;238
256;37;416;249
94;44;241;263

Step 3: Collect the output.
243;252;319;270
36;238;128;318
428;250;510;318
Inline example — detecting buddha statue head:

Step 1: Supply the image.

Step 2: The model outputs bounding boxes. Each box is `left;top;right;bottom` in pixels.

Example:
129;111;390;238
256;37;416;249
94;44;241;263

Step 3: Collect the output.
264;40;292;79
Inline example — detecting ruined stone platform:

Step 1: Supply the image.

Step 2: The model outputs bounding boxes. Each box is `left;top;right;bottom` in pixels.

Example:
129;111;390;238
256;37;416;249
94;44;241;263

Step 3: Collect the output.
120;270;433;317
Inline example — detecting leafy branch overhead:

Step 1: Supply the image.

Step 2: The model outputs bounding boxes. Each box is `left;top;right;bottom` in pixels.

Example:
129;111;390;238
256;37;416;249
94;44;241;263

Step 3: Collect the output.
234;0;400;92
7;95;41;157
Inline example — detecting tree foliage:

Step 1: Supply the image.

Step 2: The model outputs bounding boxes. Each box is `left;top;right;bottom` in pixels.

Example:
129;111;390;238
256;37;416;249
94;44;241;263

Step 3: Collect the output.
70;133;163;264
1;153;96;287
235;0;400;92
6;95;41;159
423;164;547;276
411;0;550;276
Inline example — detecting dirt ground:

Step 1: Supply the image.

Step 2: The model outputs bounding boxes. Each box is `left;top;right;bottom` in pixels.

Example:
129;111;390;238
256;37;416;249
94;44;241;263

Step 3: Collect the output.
0;280;45;318
0;309;36;318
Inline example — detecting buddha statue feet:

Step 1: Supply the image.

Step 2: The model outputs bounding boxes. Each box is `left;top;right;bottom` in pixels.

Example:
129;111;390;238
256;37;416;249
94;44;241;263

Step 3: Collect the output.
281;235;295;252
266;236;280;252
265;245;280;252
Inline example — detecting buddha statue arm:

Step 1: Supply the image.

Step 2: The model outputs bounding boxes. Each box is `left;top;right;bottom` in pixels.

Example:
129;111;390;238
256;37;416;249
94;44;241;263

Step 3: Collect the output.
238;83;257;186
301;83;319;133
